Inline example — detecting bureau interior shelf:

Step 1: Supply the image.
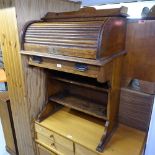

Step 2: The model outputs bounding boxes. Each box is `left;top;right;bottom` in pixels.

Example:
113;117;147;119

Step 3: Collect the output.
49;92;107;120
50;71;110;93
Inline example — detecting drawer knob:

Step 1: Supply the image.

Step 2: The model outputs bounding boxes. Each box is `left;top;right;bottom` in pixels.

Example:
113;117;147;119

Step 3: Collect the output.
51;143;56;148
50;135;54;138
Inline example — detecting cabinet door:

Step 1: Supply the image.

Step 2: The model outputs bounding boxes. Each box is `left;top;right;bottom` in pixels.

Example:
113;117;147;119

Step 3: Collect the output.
37;145;57;155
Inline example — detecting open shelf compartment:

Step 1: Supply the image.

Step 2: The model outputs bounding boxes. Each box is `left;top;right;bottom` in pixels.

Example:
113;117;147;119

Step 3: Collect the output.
50;71;110;93
49;91;107;120
47;71;108;120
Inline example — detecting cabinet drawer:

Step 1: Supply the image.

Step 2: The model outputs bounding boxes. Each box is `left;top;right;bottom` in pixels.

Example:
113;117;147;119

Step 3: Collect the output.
36;133;74;155
35;124;55;141
36;133;55;149
37;144;57;155
75;144;98;155
54;133;73;151
55;143;74;155
29;57;99;79
35;123;74;151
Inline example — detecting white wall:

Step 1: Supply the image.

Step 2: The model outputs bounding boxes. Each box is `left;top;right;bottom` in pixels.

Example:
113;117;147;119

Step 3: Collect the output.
87;1;155;18
145;97;155;155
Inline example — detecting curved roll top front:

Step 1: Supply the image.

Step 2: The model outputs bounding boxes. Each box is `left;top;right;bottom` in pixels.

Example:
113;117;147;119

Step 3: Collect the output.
24;20;107;59
22;7;127;60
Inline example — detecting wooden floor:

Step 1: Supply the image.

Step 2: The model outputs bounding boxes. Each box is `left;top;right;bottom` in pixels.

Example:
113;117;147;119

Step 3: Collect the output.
0;119;9;155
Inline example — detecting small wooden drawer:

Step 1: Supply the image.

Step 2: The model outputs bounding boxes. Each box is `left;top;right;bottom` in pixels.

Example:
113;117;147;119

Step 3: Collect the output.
36;133;55;149
55;143;74;155
75;144;98;155
35;123;74;151
35;124;55;141
54;133;73;151
36;133;74;155
37;144;57;155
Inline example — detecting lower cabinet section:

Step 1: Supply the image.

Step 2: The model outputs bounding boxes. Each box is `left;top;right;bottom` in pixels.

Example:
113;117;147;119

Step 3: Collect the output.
35;129;98;155
36;132;74;155
34;108;105;155
35;108;146;155
36;141;97;155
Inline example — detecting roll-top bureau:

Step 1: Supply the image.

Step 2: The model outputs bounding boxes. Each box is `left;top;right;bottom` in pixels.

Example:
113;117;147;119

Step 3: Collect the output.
21;7;129;155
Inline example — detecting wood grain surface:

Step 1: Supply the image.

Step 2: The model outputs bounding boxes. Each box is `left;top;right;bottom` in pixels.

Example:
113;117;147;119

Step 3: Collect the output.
123;19;155;84
119;88;154;131
36;108;146;155
0;1;80;155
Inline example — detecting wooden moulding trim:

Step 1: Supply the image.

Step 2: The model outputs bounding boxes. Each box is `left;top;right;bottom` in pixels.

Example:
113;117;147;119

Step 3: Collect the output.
20;50;126;66
41;7;128;21
121;78;155;95
121;87;155;96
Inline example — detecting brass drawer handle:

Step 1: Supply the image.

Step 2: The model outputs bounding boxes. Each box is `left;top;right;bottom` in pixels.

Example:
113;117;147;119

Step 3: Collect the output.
75;63;88;72
31;56;42;64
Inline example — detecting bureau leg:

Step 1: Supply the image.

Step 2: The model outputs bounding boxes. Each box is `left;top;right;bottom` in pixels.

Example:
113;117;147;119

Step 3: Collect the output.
96;121;117;152
96;132;111;152
96;121;109;152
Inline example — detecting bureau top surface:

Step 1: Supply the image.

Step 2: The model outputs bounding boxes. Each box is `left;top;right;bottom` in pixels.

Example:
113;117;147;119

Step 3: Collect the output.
36;107;145;155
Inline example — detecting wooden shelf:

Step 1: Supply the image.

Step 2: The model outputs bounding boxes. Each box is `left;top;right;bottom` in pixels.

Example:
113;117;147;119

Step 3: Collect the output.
52;76;109;93
49;92;107;120
37;107;146;155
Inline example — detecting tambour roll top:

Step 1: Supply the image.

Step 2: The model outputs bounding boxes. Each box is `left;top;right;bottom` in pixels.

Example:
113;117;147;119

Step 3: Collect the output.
21;7;127;60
